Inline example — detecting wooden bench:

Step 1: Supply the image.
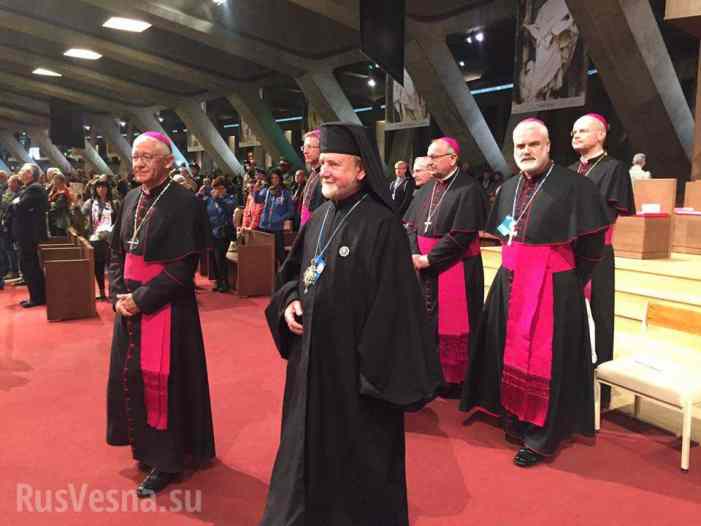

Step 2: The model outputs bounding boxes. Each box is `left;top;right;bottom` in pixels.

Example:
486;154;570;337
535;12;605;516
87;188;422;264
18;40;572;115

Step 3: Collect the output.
595;303;701;471
39;234;97;322
226;229;276;297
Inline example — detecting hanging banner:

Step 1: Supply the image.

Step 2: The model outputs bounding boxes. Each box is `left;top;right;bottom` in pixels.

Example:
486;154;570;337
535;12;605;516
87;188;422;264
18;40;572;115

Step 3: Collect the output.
239;117;261;147
512;0;587;114
385;69;430;131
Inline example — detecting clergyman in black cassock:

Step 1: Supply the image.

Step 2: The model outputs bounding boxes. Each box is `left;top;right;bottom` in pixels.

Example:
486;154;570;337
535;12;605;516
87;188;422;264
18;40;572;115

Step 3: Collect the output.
389;160;416;216
403;137;487;397
571;113;635;408
461;119;609;466
107;132;215;497
262;122;442;525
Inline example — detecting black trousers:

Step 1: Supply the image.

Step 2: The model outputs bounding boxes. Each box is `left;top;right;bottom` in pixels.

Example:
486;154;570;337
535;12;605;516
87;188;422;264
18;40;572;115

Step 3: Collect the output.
18;242;45;304
212;237;230;289
260;228;285;266
91;240;109;295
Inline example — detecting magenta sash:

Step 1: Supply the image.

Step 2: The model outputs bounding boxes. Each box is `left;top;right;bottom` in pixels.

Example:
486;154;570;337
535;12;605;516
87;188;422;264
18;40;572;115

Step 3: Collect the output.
500;242;575;427
418;235;481;383
124;254;171;431
300;206;312;226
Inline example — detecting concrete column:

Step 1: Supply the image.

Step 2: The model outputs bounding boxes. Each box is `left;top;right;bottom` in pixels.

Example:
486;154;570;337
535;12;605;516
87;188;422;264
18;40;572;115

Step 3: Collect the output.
0;130;33;166
0;157;10;172
296;71;362;125
405;35;510;175
174;100;244;176
129;109;191;171
565;0;693;187
88;114;133;173
80;139;114;176
227;89;304;169
28;128;74;175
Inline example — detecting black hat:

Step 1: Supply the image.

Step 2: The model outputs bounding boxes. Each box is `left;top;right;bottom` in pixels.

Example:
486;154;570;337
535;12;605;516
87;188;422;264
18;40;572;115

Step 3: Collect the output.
319;122;394;211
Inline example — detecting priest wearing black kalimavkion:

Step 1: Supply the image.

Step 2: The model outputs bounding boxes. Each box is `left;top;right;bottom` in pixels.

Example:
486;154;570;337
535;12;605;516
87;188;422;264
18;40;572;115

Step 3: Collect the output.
107;131;215;497
261;122;442;526
403;137;487;399
571;113;635;408
461;118;609;467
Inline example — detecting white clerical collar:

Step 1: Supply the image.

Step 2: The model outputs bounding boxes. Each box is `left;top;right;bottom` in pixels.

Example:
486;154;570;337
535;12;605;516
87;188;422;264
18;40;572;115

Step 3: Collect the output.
439;167;459;182
580;148;605;163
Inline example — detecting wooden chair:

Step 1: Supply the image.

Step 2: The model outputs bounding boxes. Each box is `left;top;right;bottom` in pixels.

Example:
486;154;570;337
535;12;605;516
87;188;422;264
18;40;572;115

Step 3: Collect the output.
40;235;97;321
595;303;701;471
226;229;276;297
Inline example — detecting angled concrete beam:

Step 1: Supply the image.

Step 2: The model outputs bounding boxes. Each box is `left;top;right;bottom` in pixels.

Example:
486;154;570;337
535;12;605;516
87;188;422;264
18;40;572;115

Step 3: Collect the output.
0;8;236;92
87;114;133;172
174;101;244;177
0;45;177;106
565;0;693;183
226;89;303;169
80;139;114;176
0;71;129;114
80;0;309;75
0;157;9;173
27;128;74;175
405;35;509;174
129;109;191;172
0;91;50;116
0;105;48;128
0;130;34;166
296;71;361;124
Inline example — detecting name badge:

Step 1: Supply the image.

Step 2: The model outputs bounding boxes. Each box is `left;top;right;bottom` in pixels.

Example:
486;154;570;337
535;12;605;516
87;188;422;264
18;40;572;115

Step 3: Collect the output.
497;215;517;237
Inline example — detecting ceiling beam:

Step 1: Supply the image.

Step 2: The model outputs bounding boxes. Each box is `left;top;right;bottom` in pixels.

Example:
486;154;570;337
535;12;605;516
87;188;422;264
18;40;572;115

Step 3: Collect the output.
0;7;239;92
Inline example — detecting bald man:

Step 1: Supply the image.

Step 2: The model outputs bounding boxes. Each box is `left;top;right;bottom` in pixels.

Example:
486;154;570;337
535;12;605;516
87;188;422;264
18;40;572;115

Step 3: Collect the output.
462;119;609;466
404;138;487;398
571;113;635;408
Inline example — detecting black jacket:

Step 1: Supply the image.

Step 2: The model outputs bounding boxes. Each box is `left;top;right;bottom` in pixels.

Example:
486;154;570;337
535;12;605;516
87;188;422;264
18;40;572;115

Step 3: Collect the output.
11;183;49;246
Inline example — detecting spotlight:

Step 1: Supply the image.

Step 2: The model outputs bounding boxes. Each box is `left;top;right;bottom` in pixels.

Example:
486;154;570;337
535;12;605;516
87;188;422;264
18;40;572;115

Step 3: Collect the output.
459;61;465;67
475;32;485;43
368;78;376;88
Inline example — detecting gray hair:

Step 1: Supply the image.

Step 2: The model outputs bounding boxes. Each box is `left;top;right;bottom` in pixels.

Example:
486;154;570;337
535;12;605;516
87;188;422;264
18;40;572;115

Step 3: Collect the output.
632;153;646;166
513;119;550;142
413;156;431;170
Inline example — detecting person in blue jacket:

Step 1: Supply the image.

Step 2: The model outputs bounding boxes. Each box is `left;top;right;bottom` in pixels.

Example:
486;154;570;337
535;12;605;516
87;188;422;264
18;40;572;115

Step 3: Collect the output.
257;169;293;265
204;176;237;292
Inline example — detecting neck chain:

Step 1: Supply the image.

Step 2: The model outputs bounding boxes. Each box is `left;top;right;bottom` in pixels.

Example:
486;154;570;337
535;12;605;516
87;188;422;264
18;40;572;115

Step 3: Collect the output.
128;179;173;250
424;170;458;233
580;152;607;176
507;163;554;245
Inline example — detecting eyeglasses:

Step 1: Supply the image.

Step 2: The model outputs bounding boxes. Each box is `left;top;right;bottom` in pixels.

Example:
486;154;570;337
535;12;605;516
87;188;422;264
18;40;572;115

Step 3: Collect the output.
427;153;455;161
131;153;166;163
300;145;320;152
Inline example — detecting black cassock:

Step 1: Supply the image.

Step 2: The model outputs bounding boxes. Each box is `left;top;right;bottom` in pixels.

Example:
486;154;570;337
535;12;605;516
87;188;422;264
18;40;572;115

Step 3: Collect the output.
403;170;487;388
262;191;442;526
570;154;635;406
107;180;215;473
461;165;609;454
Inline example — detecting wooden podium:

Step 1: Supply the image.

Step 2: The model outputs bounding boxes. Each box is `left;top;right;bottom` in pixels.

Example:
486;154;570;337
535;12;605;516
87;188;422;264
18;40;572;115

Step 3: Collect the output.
672;212;701;255
614;214;672;259
684;181;701;209
632;178;677;213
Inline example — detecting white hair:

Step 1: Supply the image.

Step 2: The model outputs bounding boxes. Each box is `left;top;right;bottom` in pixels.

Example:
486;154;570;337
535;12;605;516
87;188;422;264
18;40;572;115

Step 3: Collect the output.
133;134;171;156
413;156;431;170
20;163;41;181
513;120;550;142
632;153;646;166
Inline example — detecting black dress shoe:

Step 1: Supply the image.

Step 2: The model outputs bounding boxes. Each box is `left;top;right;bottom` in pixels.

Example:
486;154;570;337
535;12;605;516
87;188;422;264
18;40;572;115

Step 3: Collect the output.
136;469;180;498
20;300;44;308
513;447;543;468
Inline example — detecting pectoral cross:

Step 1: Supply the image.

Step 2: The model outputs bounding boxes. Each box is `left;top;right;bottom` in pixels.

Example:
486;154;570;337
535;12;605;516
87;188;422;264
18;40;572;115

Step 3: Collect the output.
127;238;139;250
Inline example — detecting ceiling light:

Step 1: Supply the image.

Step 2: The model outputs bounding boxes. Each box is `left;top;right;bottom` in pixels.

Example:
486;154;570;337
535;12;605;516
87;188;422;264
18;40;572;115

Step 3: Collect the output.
466;36;472;44
119;120;126;127
475;32;485;43
368;78;376;88
212;0;226;5
102;17;151;32
33;67;62;77
459;61;465;67
158;116;164;123
83;125;91;131
64;48;103;60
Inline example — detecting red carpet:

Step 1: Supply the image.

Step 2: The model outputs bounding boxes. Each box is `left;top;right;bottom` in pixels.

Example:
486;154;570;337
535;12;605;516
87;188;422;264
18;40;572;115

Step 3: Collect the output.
1;278;700;525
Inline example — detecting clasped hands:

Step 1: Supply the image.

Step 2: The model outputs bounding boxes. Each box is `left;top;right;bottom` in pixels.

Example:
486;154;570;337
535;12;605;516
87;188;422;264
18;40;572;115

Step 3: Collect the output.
116;293;140;317
412;254;430;270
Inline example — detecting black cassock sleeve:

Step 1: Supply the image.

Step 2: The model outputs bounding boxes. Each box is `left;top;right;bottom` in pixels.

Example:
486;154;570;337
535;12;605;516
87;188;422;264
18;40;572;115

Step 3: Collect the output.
426;231;478;273
573;230;605;285
130;255;199;314
265;223;306;359
603;162;636;217
357;217;443;412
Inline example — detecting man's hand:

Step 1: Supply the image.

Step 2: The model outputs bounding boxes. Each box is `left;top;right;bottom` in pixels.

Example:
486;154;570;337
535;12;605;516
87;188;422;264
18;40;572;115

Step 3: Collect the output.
116;293;140;317
412;254;430;270
284;300;304;335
